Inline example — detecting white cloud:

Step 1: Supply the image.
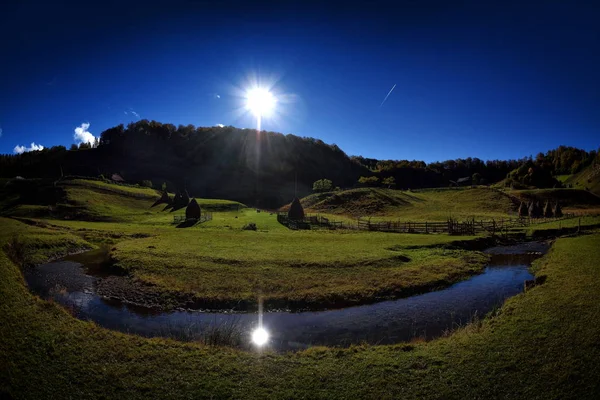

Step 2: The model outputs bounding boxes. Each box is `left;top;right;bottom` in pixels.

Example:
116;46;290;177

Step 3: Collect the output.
14;142;44;154
124;111;128;115
131;110;140;118
73;122;97;145
0;128;3;138
216;124;225;128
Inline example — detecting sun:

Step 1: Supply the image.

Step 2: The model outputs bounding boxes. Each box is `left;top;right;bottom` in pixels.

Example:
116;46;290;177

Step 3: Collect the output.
245;87;276;118
251;327;269;346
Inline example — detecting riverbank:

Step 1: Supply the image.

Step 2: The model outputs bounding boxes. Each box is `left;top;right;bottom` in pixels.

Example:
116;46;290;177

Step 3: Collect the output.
2;215;600;398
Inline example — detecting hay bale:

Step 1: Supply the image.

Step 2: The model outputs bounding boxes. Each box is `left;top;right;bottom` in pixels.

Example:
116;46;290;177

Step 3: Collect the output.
528;201;542;218
288;197;305;220
553;202;563;218
518;201;528;217
186;198;201;220
152;190;171;207
543;201;554;218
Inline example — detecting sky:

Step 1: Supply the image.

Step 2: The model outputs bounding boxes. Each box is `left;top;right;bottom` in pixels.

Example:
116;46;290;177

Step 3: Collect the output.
1;0;599;162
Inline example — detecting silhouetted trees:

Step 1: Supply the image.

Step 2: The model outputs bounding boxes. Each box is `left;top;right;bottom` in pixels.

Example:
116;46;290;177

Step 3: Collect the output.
0;120;597;207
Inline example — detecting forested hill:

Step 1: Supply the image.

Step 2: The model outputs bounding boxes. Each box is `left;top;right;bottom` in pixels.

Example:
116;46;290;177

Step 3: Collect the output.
0;121;598;207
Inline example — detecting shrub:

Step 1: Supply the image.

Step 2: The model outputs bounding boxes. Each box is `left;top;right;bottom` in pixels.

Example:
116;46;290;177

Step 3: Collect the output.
312;179;333;192
140;180;153;188
358;176;379;187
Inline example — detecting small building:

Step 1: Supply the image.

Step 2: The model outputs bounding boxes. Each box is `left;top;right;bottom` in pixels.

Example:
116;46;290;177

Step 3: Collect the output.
456;177;470;186
111;173;125;182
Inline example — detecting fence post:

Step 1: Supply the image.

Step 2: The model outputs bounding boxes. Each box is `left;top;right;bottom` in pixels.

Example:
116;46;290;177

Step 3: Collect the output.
425;221;428;234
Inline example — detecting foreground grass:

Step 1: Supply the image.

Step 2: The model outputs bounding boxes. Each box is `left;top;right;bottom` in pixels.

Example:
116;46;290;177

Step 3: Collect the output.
2;217;600;398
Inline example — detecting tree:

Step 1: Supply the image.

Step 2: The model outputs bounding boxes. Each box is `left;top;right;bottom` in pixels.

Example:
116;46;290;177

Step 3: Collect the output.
358;176;379;187
141;180;153;188
69;144;78;151
288;197;305;220
312;179;333;192
382;176;396;188
472;172;481;185
161;182;167;191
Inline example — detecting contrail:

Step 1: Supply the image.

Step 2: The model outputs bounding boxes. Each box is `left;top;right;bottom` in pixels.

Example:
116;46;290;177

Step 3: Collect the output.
379;84;397;107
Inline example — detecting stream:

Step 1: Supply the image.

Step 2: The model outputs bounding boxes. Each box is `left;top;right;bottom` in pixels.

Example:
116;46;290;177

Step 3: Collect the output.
24;241;549;351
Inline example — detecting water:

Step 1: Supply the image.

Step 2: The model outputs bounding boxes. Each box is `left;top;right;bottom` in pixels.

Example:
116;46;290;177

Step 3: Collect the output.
24;242;548;351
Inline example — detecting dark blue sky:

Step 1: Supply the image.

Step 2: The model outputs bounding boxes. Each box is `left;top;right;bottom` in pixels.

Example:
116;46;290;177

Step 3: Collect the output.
1;0;599;161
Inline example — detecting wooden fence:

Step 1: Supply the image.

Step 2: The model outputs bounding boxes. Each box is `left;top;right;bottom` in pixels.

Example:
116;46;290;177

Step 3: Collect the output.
277;212;577;235
173;212;213;224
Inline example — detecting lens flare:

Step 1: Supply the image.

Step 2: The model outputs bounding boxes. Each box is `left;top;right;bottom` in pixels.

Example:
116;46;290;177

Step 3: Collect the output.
251;327;269;346
245;88;276;118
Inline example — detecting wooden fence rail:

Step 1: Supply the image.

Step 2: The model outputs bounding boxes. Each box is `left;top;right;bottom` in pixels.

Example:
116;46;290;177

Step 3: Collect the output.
173;212;213;224
277;212;577;235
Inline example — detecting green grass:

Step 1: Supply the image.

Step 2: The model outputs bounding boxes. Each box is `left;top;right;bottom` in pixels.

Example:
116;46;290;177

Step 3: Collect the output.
292;187;517;221
565;163;600;196
2;216;600;398
110;218;485;308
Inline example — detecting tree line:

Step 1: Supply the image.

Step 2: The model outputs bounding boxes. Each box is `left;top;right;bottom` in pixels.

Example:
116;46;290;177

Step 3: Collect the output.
0;120;598;206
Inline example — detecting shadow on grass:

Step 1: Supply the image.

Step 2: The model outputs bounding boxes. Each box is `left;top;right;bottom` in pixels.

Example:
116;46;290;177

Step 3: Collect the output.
176;219;198;228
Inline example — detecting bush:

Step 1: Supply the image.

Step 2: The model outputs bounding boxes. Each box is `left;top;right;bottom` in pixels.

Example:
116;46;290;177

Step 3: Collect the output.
358;176;380;187
312;179;333;192
140;180;153;188
242;223;257;231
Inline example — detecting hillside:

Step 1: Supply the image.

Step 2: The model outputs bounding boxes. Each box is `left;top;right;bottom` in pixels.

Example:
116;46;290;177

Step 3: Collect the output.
0;178;244;222
282;187;518;221
1;123;597;208
565;162;600;196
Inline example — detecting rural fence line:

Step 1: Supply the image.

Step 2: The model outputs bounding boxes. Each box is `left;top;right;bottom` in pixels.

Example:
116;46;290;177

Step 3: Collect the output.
173;212;213;224
277;212;578;235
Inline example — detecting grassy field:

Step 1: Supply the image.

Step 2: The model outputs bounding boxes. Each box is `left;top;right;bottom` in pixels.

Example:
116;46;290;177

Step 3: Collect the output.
2;212;600;398
286;187;518;221
109;219;486;309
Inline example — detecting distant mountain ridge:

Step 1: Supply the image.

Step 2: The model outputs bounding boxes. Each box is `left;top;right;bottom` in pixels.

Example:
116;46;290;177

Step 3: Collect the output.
0;121;598;207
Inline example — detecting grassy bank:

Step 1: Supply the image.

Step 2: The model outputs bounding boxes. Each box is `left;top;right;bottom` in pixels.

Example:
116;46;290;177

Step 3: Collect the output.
2;216;600;398
109;225;487;309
